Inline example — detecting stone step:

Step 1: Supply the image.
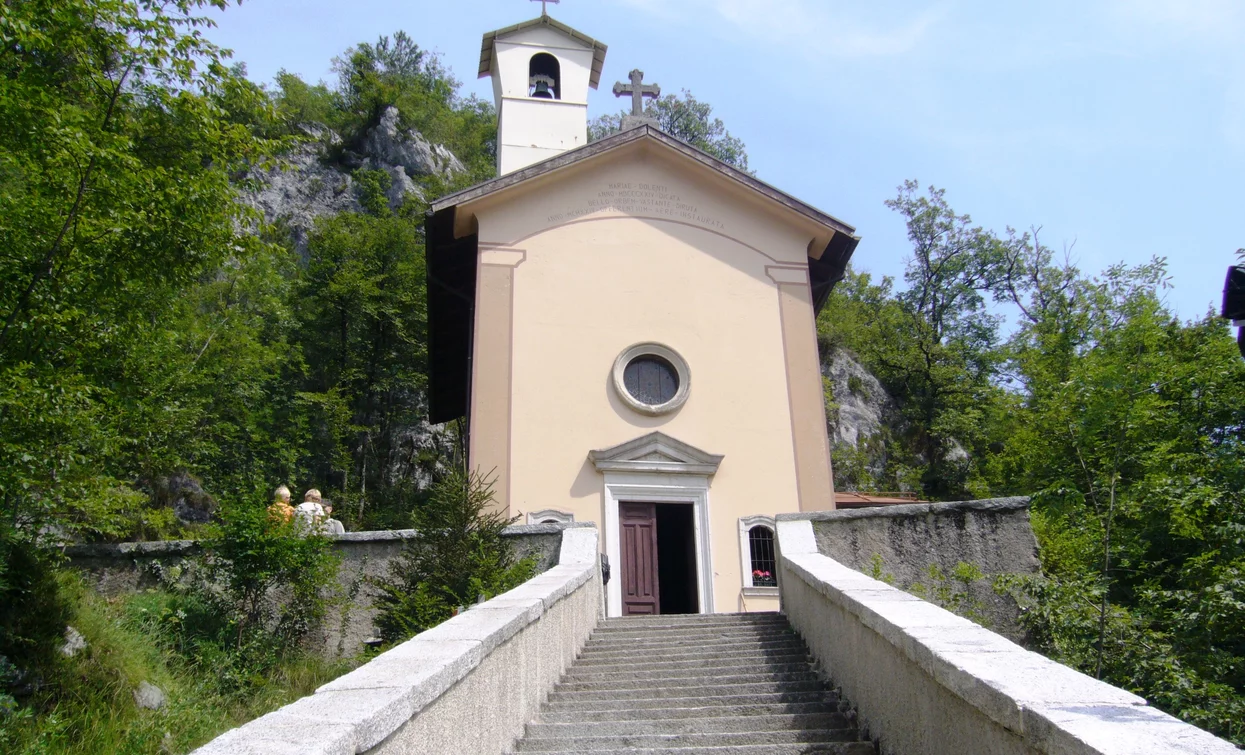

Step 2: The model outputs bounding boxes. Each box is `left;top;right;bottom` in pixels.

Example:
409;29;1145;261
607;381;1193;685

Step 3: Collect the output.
577;642;807;662
516;728;861;752
580;638;807;661
512;744;875;755
546;690;839;712
526;713;849;739
600;613;785;629
564;663;816;684
582;634;797;649
512;613;872;755
580;635;796;652
573;651;811;673
549;678;829;701
582;634;802;655
589;625;794;641
540;701;843;724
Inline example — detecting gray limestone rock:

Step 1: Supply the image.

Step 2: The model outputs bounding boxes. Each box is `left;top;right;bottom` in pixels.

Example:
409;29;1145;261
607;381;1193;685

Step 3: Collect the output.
364;106;465;181
134;680;166;710
244;138;362;257
823;348;894;448
242;108;460;256
152;471;217;525
59;626;87;657
384;165;423;212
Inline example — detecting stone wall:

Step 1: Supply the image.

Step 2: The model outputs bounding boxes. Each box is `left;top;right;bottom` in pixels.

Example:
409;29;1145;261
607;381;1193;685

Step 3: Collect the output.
64;523;580;657
192;527;603;755
775;517;1239;755
807;497;1040;641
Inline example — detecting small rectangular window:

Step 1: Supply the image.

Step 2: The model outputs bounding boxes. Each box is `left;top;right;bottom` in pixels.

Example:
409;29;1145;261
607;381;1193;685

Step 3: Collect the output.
748;526;776;587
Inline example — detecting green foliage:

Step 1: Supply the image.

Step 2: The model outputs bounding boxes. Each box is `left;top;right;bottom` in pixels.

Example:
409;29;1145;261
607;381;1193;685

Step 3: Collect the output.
0;575;350;755
0;529;73;680
866;553;894;585
372;469;536;642
0;0;299;542
322;31;496;183
199;503;338;662
822;182;1245;742
590;90;749;170
293;201;434;528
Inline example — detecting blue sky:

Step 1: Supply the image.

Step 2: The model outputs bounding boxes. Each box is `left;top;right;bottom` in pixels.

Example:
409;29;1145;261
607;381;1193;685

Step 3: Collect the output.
205;0;1243;323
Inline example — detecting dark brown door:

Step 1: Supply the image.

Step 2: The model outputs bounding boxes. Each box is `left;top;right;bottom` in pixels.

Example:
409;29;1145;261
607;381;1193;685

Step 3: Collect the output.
620;502;660;615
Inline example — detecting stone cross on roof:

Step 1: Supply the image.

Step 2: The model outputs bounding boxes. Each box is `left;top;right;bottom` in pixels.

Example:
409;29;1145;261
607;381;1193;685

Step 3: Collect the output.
530;0;559;16
613;69;661;116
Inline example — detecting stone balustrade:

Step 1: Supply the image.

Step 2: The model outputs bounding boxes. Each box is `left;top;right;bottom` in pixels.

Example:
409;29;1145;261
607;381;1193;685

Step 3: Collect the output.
775;514;1240;755
191;525;602;755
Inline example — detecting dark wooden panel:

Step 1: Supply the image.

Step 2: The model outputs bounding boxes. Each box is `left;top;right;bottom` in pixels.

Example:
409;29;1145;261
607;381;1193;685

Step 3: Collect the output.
620;502;660;616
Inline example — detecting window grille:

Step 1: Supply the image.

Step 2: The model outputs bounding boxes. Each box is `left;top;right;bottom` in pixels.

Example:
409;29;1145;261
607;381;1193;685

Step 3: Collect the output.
748;526;777;587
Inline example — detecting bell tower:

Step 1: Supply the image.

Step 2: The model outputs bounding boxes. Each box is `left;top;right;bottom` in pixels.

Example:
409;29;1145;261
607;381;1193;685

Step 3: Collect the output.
478;10;608;175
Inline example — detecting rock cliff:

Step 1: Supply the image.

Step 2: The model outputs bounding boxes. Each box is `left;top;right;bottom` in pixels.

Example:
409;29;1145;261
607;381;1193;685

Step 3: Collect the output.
821;347;897;487
243;106;464;256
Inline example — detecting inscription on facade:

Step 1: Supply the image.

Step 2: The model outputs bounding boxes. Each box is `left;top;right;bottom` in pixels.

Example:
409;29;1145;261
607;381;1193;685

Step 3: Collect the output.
546;183;725;230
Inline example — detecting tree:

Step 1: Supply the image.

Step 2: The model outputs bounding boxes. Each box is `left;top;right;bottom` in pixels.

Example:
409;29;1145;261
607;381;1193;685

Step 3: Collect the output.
590;90;749;171
292;173;437;528
371;469;535;642
0;0;290;539
820;182;1011;498
326;32;496;183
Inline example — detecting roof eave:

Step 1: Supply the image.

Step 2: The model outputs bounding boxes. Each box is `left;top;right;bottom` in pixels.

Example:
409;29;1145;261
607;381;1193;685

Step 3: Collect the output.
478;16;608;89
429;125;857;238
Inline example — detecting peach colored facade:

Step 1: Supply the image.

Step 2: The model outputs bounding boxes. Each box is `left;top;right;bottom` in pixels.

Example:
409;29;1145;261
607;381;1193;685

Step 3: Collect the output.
449;137;843;616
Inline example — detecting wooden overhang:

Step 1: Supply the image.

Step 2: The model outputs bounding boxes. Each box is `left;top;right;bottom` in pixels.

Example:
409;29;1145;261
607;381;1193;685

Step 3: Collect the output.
425;125;861;423
478;15;608;89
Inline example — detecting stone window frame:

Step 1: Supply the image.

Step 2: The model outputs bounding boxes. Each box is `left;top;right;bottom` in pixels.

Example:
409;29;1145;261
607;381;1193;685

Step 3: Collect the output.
611;342;691;416
738;515;780;597
526;509;574;525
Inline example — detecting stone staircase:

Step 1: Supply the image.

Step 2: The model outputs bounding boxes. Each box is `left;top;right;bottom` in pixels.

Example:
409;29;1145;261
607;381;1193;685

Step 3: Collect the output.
512;612;875;754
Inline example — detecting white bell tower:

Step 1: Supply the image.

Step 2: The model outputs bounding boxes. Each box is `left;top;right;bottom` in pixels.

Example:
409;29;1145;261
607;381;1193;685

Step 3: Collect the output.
478;11;608;176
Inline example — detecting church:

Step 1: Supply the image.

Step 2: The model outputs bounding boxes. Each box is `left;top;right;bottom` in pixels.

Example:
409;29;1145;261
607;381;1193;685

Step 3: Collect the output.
426;9;859;618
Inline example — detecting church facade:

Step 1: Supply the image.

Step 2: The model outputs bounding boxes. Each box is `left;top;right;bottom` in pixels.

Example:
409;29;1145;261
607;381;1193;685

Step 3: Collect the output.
426;12;859;617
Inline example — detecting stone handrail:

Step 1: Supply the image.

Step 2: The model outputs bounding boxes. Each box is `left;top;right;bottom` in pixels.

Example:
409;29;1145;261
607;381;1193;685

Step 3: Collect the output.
192;526;602;754
775;516;1239;755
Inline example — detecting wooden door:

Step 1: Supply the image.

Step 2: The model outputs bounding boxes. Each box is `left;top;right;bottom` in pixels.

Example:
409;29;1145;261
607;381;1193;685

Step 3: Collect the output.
620;502;660;615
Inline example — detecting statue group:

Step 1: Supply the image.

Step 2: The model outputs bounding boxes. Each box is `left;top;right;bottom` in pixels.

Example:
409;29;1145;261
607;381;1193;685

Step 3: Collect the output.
269;485;346;535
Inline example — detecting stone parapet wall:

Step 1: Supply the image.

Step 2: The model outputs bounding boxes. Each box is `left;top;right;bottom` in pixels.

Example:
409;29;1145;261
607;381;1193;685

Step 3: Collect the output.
192;526;603;755
64;522;583;656
775;516;1239;755
807;496;1040;641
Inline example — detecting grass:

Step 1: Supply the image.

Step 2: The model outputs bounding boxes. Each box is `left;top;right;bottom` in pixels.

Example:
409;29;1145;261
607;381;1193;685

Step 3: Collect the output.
0;578;356;755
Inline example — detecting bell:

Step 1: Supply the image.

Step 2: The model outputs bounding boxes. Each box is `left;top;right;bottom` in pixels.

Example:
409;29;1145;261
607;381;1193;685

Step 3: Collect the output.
530;79;553;99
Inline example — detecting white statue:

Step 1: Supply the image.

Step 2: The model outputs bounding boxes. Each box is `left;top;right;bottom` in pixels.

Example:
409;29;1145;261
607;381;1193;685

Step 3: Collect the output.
295;488;326;533
321;500;346;535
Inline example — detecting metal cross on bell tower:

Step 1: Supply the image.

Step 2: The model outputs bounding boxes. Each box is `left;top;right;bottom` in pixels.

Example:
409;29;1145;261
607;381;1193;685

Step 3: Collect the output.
613;69;661;116
530;0;559;16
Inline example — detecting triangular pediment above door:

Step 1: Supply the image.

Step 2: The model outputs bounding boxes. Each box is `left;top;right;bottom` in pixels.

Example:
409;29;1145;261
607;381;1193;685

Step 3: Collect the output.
588;431;724;476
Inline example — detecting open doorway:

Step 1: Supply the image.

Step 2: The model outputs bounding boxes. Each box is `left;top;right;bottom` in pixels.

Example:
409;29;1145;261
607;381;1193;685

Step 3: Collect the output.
656;503;698;614
618;501;701;615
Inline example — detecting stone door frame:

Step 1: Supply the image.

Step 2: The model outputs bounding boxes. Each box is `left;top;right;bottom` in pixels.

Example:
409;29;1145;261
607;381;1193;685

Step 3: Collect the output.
590;431;723;618
602;473;714;618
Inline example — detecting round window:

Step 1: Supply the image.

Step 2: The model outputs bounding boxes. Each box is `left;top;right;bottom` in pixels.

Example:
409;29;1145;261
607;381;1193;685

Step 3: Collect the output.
623;355;679;406
611;343;690;415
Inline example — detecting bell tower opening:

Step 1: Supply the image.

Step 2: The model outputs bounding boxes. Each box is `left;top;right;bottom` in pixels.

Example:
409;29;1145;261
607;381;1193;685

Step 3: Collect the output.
479;14;606;174
528;52;561;99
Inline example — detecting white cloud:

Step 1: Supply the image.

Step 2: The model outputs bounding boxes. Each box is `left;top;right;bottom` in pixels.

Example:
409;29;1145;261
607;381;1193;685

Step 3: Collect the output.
615;0;945;59
1108;0;1244;43
718;0;945;58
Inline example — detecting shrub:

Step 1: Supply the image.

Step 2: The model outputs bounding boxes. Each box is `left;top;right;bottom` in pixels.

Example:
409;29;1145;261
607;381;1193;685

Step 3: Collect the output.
0;528;73;687
372;469;536;642
139;501;340;693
